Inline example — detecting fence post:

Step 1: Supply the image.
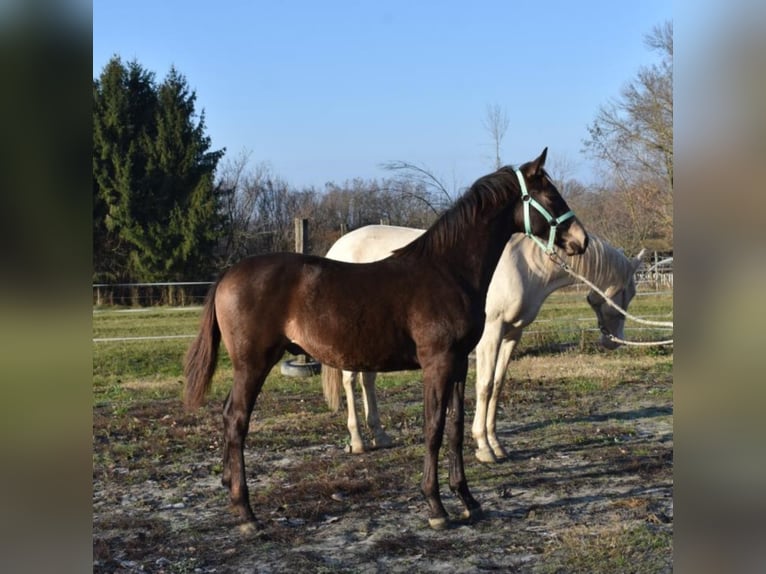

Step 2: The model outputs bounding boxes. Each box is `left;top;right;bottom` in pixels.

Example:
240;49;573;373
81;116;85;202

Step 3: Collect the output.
295;217;308;254
653;251;660;289
281;218;321;377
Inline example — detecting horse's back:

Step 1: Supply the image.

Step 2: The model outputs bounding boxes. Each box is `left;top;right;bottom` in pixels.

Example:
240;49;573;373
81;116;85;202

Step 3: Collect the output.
326;225;425;263
217;252;308;305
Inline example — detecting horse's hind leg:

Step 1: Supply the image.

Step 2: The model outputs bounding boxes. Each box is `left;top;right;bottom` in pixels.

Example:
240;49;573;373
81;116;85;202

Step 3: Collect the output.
360;372;393;449
486;337;518;461
222;349;282;525
473;330;503;463
342;371;366;454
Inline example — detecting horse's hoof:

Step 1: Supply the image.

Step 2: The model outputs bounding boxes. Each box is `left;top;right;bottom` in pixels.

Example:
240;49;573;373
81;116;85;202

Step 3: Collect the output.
475;447;497;464
490;445;509;461
428;516;449;530
238;521;258;535
346;443;366;454
372;435;394;449
461;506;484;523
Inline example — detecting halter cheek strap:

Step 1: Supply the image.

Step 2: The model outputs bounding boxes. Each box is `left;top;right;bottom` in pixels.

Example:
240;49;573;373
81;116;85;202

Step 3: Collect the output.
514;168;576;254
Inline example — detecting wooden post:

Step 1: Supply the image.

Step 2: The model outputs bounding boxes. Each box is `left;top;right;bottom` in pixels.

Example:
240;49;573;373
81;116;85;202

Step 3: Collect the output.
279;218;321;376
294;218;309;366
295;217;308;254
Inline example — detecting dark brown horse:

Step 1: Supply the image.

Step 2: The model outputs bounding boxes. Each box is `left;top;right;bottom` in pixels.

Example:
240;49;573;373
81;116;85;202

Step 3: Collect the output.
184;148;588;530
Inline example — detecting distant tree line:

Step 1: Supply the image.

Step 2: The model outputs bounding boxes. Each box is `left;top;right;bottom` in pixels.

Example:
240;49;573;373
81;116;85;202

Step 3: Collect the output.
92;57;448;283
214;151;446;268
93;23;671;283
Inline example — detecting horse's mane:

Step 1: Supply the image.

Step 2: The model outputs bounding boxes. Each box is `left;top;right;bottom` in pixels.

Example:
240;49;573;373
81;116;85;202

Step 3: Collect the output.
392;166;521;259
531;233;634;290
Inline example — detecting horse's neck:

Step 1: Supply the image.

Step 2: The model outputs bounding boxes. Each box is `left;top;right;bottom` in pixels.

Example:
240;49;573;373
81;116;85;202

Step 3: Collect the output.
514;235;628;305
500;239;575;327
554;235;628;293
448;212;518;296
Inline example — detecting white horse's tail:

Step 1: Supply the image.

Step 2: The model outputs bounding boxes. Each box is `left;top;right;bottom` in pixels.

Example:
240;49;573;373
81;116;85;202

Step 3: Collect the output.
321;365;343;412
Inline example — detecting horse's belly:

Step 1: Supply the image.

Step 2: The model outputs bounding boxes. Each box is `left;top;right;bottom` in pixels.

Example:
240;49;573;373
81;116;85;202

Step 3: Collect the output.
286;320;418;372
309;342;420;373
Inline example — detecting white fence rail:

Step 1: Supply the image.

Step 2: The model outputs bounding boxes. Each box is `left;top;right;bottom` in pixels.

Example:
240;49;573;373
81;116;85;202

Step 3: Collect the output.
92;289;673;346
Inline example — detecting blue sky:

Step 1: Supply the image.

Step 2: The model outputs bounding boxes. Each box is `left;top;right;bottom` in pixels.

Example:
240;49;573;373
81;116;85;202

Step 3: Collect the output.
93;1;672;191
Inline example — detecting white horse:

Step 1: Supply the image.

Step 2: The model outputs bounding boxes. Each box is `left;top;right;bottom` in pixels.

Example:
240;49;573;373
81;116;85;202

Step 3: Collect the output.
322;225;645;462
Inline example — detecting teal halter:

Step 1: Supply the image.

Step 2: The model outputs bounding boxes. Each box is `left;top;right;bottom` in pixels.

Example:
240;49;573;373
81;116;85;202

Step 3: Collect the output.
514;168;576;254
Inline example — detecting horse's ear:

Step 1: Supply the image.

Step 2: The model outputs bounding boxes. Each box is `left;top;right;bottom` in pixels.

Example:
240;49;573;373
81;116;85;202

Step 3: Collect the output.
537;147;548;168
524;147;548;177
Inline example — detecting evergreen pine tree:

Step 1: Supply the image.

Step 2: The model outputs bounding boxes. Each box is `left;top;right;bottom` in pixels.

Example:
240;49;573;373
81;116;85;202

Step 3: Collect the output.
93;57;224;282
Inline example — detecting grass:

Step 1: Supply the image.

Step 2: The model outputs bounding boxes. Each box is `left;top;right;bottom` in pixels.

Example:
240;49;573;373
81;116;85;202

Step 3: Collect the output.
92;289;673;572
536;523;672;574
92;287;671;394
92;290;673;448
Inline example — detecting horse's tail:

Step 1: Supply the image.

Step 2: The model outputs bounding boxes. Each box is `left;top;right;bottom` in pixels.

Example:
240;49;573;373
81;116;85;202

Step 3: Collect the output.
184;283;221;410
321;365;343;412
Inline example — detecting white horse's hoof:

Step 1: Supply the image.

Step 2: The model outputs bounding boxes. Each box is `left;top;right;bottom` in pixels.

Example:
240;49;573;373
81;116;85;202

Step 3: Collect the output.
475;447;497;463
490;445;509;461
428;516;449;530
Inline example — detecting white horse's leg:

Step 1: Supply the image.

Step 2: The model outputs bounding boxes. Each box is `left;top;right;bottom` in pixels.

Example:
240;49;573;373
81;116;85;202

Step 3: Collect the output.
472;321;503;463
343;371;366;454
486;336;519;460
361;372;393;448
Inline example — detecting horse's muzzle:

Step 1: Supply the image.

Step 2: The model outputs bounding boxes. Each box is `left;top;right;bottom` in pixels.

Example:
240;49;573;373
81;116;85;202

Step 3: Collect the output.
560;219;588;256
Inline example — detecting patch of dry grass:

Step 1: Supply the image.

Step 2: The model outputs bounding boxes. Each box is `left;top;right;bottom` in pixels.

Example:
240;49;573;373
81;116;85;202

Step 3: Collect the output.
537;522;672;574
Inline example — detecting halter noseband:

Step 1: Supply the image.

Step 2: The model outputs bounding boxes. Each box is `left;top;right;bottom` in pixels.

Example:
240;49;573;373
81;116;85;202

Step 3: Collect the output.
514;168;575;254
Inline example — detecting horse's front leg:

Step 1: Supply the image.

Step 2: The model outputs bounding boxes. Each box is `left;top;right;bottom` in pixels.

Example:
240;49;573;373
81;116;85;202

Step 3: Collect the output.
447;367;482;522
420;364;451;529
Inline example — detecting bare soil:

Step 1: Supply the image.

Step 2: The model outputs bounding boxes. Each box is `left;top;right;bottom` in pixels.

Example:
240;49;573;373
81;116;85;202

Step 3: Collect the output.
93;352;673;573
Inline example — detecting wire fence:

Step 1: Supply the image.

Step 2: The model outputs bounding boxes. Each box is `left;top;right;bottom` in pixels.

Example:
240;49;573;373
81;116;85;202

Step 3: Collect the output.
92;288;673;347
92;275;672;308
93;282;213;307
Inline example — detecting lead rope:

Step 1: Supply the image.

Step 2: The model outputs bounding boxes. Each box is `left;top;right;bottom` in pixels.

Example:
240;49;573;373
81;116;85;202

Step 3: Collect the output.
547;249;674;347
512;167;672;347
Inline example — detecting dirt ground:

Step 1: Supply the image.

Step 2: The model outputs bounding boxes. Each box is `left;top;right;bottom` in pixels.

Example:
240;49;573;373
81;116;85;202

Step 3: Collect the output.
93;352;673;573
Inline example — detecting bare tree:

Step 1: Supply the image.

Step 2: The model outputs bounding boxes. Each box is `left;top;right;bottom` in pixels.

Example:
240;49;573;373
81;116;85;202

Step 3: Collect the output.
483;103;510;170
216;153;310;260
216;149;258;264
544;152;581;196
379;160;457;213
584;21;673;250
